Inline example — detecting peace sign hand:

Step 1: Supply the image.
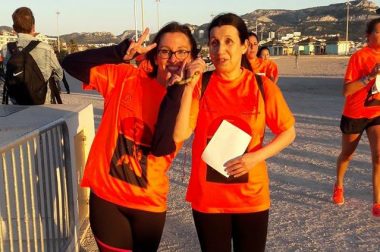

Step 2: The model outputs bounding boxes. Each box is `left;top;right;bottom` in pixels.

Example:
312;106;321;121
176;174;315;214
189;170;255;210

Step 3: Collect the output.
123;28;157;61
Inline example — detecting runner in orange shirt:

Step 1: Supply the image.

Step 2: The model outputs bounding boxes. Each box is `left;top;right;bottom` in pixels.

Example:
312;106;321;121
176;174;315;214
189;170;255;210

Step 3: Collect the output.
258;46;279;84
174;13;296;251
63;24;205;251
333;18;380;218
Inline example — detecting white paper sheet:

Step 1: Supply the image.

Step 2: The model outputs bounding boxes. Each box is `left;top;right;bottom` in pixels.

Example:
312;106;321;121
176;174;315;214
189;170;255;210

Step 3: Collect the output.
201;120;252;177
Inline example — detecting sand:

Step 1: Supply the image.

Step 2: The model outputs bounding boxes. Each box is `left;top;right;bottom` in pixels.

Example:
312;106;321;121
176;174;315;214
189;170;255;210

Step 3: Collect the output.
74;55;380;252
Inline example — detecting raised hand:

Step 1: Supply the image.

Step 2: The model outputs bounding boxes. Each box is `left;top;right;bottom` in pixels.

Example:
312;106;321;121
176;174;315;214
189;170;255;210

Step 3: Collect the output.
167;57;206;87
123;28;157;61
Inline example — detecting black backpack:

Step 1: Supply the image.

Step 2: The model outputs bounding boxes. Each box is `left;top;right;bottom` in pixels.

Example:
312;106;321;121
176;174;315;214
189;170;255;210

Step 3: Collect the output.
3;41;48;105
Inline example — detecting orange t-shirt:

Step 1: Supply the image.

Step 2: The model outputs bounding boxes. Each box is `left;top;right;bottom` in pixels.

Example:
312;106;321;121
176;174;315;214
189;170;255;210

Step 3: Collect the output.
249;58;279;82
249;57;266;75
343;46;380;119
264;59;279;82
81;63;181;212
186;69;295;213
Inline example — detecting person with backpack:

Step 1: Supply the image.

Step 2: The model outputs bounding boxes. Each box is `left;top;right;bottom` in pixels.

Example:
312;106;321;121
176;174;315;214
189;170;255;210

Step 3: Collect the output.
1;7;63;105
173;13;296;251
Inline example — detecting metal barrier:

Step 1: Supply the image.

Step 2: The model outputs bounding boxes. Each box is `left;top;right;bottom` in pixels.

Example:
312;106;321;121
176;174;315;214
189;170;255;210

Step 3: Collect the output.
0;120;75;252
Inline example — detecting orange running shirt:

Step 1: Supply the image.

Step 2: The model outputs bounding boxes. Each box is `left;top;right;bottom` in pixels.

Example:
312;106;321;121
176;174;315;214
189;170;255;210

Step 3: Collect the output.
81;63;181;212
187;69;295;213
344;46;380;119
264;59;279;82
250;58;278;81
249;57;266;75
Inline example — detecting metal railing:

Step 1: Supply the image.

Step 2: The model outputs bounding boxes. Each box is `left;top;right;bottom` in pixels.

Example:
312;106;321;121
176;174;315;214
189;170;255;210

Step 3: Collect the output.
0;120;75;252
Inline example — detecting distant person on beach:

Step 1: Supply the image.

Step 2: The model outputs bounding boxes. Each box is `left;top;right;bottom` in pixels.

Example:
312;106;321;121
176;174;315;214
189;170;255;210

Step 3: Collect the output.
333;18;380;218
293;44;299;69
62;24;205;251
258;46;279;84
174;13;296;251
1;7;63;104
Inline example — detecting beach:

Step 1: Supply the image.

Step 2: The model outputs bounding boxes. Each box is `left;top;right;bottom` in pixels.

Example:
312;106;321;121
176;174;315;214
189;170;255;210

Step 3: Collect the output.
73;55;380;251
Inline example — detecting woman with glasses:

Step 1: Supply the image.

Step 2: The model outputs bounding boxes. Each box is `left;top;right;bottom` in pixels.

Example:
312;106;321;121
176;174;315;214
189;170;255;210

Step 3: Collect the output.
174;13;295;251
62;23;205;252
333;18;380;218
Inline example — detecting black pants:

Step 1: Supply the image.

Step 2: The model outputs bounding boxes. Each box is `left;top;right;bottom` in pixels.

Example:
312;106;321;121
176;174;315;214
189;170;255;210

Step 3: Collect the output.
89;192;166;252
192;209;269;252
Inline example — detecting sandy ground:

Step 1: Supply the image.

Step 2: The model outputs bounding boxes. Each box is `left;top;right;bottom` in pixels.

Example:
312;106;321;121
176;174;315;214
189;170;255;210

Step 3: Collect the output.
71;55;380;251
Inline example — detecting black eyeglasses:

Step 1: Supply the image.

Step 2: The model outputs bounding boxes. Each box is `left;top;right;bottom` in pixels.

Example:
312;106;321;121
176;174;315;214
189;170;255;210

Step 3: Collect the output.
157;49;190;60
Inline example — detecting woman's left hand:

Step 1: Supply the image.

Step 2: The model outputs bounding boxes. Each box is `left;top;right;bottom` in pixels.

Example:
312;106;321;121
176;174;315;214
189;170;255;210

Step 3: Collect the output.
167;57;206;87
224;152;261;178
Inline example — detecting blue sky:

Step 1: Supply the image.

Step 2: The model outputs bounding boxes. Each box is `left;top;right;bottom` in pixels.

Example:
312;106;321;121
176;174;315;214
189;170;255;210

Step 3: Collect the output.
1;0;379;36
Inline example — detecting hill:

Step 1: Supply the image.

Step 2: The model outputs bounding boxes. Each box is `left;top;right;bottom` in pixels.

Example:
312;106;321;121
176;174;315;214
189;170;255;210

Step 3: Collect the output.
2;0;379;44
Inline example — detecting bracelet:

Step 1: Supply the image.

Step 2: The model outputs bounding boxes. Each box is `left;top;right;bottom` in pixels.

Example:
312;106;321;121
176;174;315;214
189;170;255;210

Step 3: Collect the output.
360;75;370;85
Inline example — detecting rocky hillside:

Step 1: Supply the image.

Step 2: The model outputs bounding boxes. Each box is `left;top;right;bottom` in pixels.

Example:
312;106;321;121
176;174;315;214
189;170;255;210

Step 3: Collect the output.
2;0;379;44
240;0;379;42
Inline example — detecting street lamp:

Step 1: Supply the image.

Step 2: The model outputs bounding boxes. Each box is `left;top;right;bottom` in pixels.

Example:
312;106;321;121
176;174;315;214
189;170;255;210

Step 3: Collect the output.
141;0;145;33
134;0;138;41
156;0;160;31
346;0;350;41
56;10;60;53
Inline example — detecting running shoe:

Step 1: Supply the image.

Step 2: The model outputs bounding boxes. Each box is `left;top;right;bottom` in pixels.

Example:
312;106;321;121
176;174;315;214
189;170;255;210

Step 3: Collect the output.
372;203;380;218
332;184;344;205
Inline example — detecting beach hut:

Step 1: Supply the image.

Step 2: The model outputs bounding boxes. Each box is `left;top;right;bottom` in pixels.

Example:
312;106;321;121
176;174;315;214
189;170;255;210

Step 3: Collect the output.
297;37;323;55
326;36;351;55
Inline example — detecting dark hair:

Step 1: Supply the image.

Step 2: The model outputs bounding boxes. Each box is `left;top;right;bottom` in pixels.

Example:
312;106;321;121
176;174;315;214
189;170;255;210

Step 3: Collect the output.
146;22;198;78
258;46;270;57
248;31;259;42
207;13;252;71
366;18;380;35
12;7;35;33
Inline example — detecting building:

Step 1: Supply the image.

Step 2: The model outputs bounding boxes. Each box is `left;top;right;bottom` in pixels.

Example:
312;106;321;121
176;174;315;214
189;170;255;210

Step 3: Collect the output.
326;37;352;55
297;37;326;55
0;31;58;50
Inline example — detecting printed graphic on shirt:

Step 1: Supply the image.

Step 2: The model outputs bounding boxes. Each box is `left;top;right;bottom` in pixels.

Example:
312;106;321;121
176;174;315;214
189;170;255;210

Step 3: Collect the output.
109;117;153;188
205;116;251;184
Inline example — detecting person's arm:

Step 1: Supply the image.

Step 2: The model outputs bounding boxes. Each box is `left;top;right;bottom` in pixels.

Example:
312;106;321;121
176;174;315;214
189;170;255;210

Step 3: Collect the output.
343;78;370;97
62;39;132;83
225;76;296;177
173;84;198;142
150;58;205;156
224;126;295;177
50;49;64;81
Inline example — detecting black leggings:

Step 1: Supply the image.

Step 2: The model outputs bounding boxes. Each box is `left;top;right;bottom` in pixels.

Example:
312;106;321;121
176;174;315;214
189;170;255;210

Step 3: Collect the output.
192;209;269;252
89;192;166;252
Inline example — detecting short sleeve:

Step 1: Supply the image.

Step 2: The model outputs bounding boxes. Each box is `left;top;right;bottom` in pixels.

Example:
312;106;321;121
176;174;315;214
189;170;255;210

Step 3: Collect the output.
344;53;361;84
263;78;295;134
85;64;136;99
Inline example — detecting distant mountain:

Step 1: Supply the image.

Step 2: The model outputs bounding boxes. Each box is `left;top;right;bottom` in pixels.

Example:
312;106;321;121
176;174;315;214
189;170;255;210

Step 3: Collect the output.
60;32;120;44
239;0;379;42
2;0;379;44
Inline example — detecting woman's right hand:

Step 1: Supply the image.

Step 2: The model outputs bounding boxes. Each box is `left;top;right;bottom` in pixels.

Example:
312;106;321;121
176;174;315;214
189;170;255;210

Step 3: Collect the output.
123;28;157;61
